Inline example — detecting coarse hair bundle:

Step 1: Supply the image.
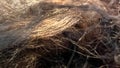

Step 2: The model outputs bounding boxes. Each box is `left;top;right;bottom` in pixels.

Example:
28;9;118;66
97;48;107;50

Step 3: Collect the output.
0;0;120;68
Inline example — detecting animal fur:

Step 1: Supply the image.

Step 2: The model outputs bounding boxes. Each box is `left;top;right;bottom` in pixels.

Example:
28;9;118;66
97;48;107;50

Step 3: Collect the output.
0;0;120;68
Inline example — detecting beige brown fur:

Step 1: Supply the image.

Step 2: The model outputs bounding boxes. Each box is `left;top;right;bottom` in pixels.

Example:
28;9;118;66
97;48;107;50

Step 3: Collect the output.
0;0;120;68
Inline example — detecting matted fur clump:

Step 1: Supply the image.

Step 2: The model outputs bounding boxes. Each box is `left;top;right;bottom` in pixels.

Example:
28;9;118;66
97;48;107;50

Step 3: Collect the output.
0;0;120;68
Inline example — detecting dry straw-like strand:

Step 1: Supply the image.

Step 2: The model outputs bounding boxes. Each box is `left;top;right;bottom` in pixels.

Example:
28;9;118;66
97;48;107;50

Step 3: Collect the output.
0;0;120;68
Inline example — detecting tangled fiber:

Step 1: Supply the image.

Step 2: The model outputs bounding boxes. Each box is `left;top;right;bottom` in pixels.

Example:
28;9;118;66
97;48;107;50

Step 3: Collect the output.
0;0;120;68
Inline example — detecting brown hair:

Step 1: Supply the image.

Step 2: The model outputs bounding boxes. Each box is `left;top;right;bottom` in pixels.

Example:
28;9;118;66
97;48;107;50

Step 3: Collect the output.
0;0;120;68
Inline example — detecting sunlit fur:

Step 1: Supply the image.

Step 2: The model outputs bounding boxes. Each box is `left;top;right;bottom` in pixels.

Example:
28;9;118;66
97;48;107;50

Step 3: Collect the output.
0;0;120;68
